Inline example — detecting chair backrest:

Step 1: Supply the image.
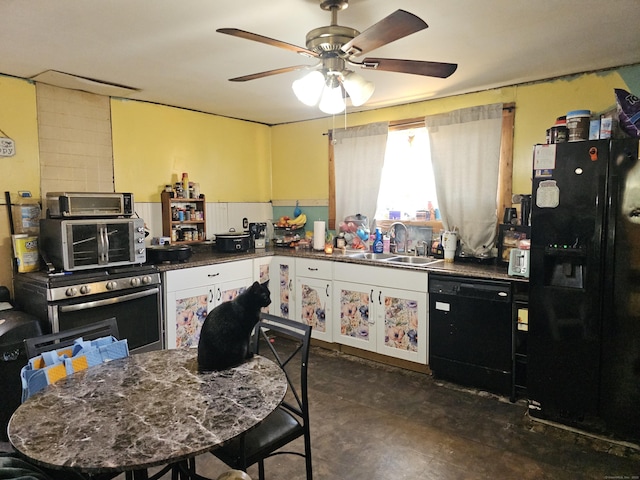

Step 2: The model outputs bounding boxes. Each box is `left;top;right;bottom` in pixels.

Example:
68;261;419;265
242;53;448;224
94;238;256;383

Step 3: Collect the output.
252;313;312;424
24;317;119;359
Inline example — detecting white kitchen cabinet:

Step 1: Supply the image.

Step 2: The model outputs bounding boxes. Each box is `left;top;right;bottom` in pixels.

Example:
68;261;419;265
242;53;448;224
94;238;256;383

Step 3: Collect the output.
295;258;333;342
253;256;295;318
164;260;253;349
376;285;427;363
333;280;377;352
333;262;428;364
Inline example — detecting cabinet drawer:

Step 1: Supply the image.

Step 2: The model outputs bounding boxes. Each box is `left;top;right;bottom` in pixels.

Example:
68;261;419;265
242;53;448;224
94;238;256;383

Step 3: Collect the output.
164;259;252;292
296;258;332;280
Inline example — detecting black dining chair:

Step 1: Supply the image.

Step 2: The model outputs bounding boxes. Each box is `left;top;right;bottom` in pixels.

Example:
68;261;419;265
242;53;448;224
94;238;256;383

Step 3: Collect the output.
208;312;313;480
21;317;131;480
24;317;120;359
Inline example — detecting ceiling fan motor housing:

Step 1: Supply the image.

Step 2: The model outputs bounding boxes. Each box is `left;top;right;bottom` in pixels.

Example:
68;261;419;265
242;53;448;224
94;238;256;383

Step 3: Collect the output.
306;25;359;57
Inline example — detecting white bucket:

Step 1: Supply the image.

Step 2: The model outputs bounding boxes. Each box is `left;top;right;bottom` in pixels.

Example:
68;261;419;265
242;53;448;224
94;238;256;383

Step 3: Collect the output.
442;231;457;262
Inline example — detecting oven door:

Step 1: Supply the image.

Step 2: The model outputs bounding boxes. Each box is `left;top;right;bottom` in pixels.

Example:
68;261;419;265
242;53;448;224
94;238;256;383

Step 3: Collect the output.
49;286;162;353
62;219;144;269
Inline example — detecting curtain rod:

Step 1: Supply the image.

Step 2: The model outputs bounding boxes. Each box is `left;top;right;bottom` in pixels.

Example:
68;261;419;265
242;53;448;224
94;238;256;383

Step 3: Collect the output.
323;103;516;135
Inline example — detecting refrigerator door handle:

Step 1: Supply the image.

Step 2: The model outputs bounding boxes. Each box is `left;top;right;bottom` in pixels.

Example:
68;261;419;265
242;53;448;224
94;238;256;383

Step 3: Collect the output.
603;174;619;311
595;174;608;266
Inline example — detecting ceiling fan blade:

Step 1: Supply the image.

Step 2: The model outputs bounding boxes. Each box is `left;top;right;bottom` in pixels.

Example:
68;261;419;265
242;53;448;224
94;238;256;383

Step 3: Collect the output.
361;58;458;78
229;65;313;82
217;28;319;58
341;10;428;57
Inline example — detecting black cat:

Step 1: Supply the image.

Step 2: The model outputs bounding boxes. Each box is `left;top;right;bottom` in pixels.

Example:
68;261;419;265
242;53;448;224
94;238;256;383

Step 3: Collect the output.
197;280;271;371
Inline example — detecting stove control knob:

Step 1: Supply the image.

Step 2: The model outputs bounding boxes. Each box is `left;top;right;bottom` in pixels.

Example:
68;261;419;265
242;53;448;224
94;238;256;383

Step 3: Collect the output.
80;285;91;295
141;275;152;285
65;287;78;297
106;281;118;291
130;277;140;287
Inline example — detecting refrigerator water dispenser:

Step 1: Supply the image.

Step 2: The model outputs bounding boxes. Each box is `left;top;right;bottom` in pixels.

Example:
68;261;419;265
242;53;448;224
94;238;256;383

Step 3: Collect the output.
543;251;585;289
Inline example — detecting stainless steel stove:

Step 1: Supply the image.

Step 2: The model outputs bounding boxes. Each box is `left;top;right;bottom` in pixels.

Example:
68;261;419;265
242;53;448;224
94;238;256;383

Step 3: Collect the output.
13;265;163;352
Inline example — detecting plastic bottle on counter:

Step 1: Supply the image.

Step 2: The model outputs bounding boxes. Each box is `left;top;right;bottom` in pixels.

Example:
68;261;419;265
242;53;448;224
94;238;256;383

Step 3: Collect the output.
12;191;41;235
383;234;390;253
373;228;384;253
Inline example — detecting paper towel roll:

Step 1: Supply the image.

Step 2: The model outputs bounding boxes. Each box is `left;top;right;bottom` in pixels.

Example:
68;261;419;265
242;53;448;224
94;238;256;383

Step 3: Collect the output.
313;221;325;251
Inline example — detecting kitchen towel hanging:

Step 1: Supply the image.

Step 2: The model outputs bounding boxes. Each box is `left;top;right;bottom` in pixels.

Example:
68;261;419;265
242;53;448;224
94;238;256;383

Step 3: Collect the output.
313;221;325;251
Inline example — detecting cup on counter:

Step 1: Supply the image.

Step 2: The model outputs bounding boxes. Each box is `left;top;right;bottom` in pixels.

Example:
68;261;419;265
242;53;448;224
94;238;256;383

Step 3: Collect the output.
442;231;457;263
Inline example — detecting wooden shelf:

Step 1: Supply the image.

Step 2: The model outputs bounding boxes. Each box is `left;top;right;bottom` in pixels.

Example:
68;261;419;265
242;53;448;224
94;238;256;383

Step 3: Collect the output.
161;191;206;244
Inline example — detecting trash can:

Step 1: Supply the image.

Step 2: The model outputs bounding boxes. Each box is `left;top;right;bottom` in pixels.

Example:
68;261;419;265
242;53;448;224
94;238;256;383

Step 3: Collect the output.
0;309;43;441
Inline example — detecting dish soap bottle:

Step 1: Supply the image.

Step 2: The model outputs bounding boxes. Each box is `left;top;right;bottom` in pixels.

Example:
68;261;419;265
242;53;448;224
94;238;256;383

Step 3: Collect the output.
373;228;384;253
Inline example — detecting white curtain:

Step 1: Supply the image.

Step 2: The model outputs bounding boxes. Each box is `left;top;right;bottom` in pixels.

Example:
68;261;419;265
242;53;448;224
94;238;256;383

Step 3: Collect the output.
333;122;389;229
425;104;503;257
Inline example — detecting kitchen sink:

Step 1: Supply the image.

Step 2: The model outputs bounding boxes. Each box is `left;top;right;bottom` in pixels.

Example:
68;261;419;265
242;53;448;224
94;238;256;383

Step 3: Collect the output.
347;252;398;260
385;256;440;265
347;252;440;266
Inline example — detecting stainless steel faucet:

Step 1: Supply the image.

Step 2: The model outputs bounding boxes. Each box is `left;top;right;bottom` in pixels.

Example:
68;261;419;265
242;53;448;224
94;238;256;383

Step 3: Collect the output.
388;222;408;254
416;240;429;256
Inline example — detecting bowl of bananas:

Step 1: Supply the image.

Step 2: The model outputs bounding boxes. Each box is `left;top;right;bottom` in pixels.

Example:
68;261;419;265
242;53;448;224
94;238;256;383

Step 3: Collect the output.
274;213;306;230
273;213;306;247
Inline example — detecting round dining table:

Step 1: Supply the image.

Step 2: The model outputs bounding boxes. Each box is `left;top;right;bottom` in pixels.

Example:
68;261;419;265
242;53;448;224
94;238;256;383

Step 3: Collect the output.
8;348;287;479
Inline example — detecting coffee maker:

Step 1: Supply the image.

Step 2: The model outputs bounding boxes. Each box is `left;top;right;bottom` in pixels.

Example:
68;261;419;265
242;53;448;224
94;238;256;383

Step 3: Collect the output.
512;193;532;226
249;222;267;249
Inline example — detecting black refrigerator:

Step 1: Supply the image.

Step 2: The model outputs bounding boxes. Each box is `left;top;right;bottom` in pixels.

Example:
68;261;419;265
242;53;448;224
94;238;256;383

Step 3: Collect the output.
529;138;640;443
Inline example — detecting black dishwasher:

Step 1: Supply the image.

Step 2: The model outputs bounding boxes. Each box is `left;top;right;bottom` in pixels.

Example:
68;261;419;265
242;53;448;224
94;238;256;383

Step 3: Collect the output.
429;274;513;397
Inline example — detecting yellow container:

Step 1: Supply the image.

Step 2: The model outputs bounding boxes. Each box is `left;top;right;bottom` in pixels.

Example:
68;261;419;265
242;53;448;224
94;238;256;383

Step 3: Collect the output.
12;234;40;273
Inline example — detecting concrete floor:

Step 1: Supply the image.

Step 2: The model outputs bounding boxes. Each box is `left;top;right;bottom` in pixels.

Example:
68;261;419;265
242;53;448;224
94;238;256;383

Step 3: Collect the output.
168;342;640;480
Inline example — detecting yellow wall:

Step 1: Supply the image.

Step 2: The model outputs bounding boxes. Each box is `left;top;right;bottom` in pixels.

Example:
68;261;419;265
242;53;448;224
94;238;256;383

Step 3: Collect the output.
111;99;272;203
511;70;626;193
0;75;39;292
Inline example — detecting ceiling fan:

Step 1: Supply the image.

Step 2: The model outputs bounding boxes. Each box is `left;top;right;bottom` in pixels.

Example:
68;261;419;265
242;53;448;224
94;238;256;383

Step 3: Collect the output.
217;0;457;114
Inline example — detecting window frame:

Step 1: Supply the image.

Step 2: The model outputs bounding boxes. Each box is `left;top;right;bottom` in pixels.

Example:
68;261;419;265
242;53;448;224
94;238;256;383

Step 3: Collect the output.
328;103;515;231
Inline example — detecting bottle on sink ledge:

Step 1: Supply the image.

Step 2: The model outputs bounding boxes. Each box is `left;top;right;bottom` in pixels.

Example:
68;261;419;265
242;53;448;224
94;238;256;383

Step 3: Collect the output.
373;228;384;254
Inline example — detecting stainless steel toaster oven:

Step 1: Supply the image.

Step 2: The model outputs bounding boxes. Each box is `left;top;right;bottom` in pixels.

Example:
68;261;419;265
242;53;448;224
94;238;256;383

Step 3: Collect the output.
39;218;146;271
46;192;134;218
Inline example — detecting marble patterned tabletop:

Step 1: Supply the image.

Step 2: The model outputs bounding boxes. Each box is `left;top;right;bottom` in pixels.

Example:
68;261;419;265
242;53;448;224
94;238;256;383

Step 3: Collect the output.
8;349;287;476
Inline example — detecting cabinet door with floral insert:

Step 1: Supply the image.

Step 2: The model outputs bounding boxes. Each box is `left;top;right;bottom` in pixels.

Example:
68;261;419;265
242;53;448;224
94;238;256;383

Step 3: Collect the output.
167;286;212;349
253;256;295;317
333;281;376;352
277;260;295;318
215;280;248;306
376;287;427;363
296;276;332;342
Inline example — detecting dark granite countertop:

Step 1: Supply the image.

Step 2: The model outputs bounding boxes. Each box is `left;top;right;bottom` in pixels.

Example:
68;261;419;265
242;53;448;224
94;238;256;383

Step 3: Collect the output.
155;244;525;283
8;350;286;475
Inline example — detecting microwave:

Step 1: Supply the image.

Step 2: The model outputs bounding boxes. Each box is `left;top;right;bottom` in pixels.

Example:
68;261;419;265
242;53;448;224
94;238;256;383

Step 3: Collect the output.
39;218;146;271
46;192;134;218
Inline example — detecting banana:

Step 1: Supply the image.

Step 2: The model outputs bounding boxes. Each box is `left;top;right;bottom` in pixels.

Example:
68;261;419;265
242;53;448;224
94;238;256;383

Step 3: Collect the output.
288;213;306;226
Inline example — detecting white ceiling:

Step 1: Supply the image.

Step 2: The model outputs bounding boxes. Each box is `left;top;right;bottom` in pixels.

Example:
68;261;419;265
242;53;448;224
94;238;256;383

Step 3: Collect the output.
1;0;639;125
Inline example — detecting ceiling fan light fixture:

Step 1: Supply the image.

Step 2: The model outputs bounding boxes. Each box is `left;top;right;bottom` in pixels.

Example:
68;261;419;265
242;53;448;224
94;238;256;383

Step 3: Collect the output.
342;71;375;106
292;70;325;106
318;83;345;114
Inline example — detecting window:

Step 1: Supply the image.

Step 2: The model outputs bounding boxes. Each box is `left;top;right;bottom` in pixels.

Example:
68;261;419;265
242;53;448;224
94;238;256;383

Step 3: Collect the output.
374;126;438;222
328;105;514;233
